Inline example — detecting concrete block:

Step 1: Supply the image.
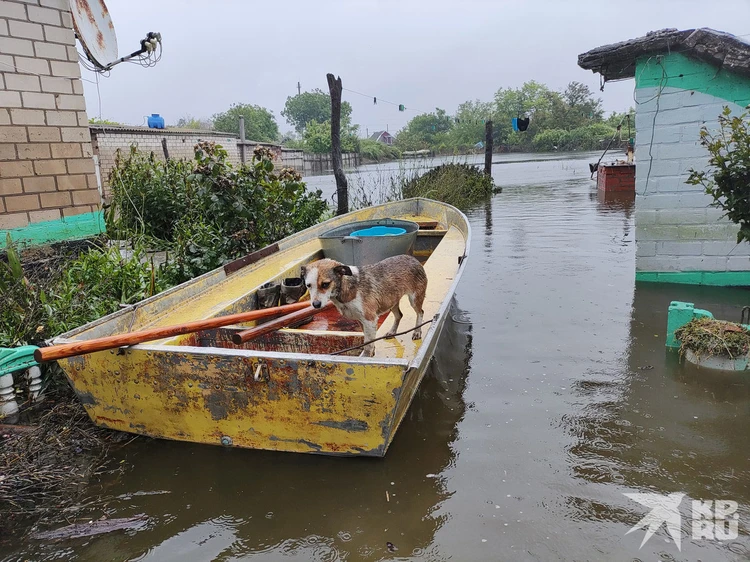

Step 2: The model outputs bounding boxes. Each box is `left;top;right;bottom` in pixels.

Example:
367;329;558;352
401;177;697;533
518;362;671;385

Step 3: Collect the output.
39;0;68;9
0;142;15;159
0;178;23;195
71;189;100;205
634;193;674;211
27;125;60;142
656;209;707;225
0;212;29;229
4;72;40;92
703;240;746;256
636;241;657;257
43;24;74;45
636;225;681;241
66;157;94;174
72;79;83;95
23;175;56;192
13;55;49;75
62;205;91;218
656;142;709;161
27;5;60;25
10;108;45;125
61;126;90;142
50;142;80;158
636;209;658;225
40;74;71;93
45;109;77;126
0;125;27;142
679;191;715;209
5;194;40;212
651;125;685;145
16;142;50;159
50;60;79;78
55;93;85;110
56;173;86;190
33;158;66;175
655;106;704;127
60;11;71;29
40;190;70;207
29;208;61;222
0;19;7;36
34;40;67;60
0;89;22;107
0;35;34;57
656;240;703;256
0;2;27;19
22;91;55;109
727;256;750;271
9;20;43;40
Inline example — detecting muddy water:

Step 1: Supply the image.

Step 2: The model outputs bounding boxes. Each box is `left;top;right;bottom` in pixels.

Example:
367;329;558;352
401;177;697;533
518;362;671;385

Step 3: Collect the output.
5;153;750;561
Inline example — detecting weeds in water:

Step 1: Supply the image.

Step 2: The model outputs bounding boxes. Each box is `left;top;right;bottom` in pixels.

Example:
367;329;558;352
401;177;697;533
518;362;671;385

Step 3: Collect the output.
674;317;750;360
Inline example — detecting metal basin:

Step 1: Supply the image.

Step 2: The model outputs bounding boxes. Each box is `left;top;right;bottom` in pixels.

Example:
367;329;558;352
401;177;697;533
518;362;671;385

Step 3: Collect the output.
319;218;419;266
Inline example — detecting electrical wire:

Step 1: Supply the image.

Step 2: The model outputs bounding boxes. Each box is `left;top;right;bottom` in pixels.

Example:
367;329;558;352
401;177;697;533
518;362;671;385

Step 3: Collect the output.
640;58;667;196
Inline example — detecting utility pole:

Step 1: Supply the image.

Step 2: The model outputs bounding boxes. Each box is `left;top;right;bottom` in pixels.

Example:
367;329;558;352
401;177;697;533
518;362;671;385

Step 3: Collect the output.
327;73;348;216
297;81;301;95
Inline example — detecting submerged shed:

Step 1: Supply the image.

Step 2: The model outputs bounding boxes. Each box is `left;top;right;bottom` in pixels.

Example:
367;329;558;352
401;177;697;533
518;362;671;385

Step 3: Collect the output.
578;28;750;286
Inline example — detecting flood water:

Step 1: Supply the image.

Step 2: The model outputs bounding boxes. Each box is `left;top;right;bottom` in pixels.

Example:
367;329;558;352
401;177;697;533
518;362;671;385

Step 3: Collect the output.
5;152;750;561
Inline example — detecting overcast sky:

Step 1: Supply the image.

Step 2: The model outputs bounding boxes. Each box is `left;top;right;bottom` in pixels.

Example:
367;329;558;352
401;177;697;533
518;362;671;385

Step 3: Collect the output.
80;0;750;137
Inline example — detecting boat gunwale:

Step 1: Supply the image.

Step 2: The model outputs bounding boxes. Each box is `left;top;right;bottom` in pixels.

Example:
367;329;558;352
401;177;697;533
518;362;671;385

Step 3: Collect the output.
49;197;471;369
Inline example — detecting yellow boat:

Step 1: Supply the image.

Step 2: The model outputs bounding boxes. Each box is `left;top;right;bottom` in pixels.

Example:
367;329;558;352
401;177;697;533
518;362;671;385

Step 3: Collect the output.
52;198;471;457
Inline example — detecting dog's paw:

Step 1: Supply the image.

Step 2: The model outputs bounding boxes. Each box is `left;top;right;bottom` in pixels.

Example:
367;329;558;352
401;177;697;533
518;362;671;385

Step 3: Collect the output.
359;347;375;358
385;330;397;339
412;329;422;340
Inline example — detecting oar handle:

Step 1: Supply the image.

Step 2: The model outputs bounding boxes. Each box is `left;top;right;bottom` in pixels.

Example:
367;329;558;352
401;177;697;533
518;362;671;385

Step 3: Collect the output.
33;301;311;363
231;302;334;345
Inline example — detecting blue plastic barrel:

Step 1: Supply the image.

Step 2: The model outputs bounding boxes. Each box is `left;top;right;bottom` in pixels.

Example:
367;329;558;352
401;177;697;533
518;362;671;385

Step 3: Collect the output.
147;114;165;129
350;226;406;237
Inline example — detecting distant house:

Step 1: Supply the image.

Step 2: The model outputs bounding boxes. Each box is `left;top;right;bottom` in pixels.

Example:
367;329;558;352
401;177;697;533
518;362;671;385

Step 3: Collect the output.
578;28;750;286
369;131;394;145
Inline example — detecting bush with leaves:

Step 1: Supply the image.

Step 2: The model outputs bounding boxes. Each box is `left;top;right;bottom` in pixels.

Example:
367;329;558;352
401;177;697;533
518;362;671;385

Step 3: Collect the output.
687;105;750;243
106;142;328;285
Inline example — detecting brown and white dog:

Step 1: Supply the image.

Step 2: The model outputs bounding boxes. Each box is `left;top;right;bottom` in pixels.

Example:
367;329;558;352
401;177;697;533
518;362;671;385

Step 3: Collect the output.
300;254;428;357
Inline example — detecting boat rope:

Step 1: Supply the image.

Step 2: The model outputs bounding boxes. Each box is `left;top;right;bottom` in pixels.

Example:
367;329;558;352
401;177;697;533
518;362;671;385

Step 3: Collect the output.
331;315;437;356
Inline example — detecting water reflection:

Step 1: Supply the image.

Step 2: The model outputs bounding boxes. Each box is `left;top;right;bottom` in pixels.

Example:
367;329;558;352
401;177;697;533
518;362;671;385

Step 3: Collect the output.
563;281;750;558
3;299;473;562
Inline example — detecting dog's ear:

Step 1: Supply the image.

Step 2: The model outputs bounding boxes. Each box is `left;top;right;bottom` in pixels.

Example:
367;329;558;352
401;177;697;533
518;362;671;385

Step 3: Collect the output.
333;265;353;277
300;265;307;280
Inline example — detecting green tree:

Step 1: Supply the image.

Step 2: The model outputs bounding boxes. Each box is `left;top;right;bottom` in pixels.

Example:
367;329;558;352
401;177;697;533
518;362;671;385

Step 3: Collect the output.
493;81;561;148
448;100;493;148
562;81;604;128
303;120;359;154
395;108;453;151
174;114;213;130
212;103;279;142
282;89;353;133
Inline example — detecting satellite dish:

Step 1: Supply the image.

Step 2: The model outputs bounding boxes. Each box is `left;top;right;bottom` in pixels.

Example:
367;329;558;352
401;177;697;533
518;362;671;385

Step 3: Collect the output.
68;0;161;72
68;0;118;69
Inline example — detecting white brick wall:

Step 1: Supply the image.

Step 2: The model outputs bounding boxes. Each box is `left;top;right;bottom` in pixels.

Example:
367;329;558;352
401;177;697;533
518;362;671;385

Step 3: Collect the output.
634;86;750;274
0;0;99;229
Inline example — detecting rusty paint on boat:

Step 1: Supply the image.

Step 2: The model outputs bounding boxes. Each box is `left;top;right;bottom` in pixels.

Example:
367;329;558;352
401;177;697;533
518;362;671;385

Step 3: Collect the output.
52;198;471;456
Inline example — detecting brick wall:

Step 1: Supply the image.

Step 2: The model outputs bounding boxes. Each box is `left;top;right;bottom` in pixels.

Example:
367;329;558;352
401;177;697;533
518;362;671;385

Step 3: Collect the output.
633;53;750;280
0;0;100;231
90;126;242;195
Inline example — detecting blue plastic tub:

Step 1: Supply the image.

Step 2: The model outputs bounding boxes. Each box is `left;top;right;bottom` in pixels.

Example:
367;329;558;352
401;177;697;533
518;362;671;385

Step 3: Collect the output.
350;226;406;237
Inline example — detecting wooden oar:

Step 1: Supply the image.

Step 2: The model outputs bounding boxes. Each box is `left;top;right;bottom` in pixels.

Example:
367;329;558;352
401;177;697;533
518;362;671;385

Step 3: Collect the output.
33;301;312;363
231;302;334;345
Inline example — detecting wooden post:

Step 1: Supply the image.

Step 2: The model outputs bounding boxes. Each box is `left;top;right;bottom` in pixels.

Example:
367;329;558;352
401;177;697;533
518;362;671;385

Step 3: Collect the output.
484;120;493;177
161;137;170;161
327;73;348;215
239;116;246;164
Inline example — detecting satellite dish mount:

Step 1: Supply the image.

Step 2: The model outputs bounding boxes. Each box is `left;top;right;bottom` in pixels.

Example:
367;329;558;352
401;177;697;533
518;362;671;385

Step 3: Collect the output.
68;0;162;73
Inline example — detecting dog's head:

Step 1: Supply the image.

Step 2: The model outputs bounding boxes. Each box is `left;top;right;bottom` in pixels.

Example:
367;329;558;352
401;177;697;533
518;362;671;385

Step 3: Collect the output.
300;259;353;308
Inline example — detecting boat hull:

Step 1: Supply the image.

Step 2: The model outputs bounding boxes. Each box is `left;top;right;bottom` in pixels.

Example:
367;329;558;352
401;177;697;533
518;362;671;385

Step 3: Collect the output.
53;198;471;456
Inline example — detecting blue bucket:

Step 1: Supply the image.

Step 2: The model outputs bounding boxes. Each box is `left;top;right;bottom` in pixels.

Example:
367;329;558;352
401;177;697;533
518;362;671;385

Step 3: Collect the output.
350;226;406;237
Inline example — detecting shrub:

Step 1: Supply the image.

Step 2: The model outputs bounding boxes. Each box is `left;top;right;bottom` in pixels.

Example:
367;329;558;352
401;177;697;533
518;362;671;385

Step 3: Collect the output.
106;142;328;285
402;162;494;209
687;105;750;243
359;139;401;162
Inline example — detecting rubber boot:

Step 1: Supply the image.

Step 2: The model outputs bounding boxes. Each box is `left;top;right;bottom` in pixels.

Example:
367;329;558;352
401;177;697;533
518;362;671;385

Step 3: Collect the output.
257;282;280;309
280;277;306;305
